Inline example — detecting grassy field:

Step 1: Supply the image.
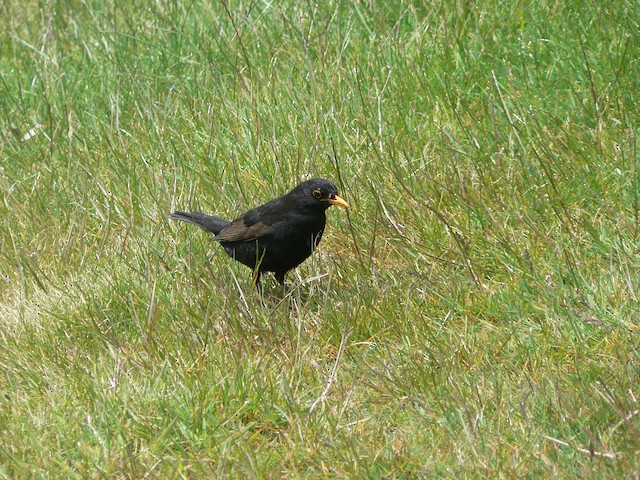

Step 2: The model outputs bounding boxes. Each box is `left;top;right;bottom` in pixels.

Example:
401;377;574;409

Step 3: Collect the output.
1;0;639;477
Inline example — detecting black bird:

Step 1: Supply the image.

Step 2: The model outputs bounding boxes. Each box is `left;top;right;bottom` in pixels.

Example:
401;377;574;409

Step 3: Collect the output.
168;178;349;286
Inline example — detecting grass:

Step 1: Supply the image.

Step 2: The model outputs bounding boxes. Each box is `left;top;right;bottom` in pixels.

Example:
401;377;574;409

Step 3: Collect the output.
1;0;639;477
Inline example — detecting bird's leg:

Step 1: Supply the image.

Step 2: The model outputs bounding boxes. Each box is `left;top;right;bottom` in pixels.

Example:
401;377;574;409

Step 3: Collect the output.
274;271;290;295
252;270;262;291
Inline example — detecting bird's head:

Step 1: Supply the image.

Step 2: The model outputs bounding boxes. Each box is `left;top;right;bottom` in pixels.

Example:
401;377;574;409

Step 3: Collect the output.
291;178;349;211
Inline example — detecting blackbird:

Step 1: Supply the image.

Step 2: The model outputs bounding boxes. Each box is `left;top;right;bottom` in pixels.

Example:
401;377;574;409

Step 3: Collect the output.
168;178;349;286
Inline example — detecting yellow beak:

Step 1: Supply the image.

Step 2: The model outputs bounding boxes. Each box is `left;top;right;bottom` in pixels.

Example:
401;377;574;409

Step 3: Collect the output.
327;195;349;209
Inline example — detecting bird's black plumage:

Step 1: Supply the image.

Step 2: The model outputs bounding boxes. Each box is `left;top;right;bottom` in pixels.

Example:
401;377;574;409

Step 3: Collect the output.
168;178;349;286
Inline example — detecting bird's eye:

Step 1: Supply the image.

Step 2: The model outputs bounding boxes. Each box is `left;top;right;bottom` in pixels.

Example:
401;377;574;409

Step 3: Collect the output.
312;188;322;199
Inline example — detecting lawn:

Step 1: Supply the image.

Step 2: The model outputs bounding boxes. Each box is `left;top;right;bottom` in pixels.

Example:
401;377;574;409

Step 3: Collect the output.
1;0;639;477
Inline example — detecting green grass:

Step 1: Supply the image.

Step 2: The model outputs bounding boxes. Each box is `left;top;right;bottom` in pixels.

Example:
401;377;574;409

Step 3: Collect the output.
1;0;639;477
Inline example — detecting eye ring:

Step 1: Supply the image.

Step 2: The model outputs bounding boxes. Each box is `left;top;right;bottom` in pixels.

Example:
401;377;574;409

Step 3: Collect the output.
312;188;322;199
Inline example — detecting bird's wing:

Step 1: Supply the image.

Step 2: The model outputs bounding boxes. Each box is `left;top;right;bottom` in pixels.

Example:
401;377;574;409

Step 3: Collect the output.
213;218;273;242
213;196;288;242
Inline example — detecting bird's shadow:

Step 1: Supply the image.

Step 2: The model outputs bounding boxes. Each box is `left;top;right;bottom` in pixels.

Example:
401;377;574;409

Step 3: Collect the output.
247;272;331;313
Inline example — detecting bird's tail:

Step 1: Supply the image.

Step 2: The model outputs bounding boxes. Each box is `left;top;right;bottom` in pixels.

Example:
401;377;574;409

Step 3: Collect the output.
167;211;231;235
